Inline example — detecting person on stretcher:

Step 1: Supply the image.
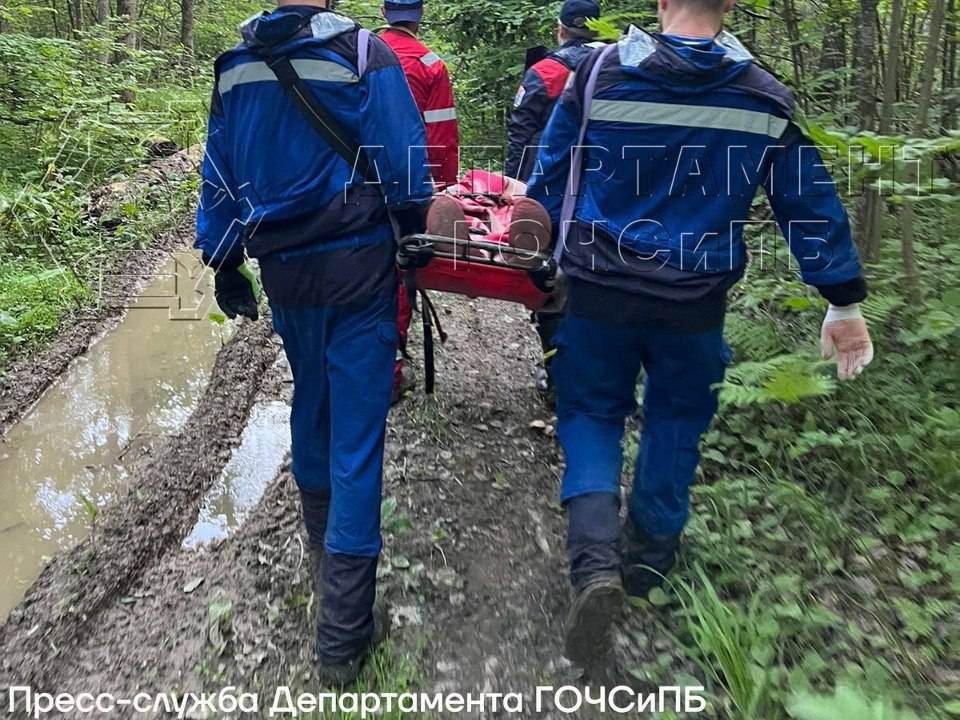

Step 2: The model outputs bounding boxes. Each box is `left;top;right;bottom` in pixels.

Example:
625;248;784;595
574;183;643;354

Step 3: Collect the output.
422;169;553;269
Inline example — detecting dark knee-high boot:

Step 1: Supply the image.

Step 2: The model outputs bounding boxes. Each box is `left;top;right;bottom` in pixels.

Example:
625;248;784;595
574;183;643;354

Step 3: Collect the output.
316;553;387;686
298;487;331;597
563;493;624;670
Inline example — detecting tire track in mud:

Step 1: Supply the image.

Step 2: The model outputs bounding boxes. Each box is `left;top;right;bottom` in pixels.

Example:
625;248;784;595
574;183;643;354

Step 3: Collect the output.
2;294;661;718
0;316;280;695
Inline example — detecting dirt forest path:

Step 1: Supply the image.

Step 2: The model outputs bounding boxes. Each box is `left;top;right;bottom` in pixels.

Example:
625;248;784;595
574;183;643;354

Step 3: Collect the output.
0;273;661;717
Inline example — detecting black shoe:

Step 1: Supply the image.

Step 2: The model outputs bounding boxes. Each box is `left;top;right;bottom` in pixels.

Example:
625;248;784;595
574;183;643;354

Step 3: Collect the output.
563;574;624;668
317;605;390;687
621;518;680;598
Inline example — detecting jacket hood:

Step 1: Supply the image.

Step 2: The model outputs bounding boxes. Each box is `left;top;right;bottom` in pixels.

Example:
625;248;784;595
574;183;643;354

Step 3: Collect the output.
239;6;356;51
618;26;754;92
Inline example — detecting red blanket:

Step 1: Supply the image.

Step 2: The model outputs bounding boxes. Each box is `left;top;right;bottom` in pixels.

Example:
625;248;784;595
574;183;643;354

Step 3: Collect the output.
441;170;528;244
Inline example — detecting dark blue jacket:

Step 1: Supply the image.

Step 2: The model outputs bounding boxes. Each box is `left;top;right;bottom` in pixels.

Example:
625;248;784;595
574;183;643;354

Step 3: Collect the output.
505;39;605;181
527;29;866;309
195;7;432;270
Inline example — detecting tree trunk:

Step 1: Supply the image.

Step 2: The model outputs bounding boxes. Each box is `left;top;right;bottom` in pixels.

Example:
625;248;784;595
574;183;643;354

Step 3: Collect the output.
116;0;139;104
916;0;948;130
898;0;949;301
180;0;195;55
97;0;111;23
852;0;882;259
49;0;62;37
852;0;880;131
117;0;138;50
818;19;847;113
73;0;85;32
880;0;907;133
782;0;806;88
943;0;958;130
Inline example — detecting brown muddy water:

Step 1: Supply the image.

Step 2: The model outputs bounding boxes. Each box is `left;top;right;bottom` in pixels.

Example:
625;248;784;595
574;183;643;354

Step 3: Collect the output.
0;252;226;618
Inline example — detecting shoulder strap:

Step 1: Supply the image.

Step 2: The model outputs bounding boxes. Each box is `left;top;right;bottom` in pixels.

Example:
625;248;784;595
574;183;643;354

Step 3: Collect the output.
357;27;370;76
260;28;373;177
555;42;617;261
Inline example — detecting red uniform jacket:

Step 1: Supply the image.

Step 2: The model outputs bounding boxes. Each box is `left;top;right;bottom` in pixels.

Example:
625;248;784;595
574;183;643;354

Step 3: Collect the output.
380;27;460;187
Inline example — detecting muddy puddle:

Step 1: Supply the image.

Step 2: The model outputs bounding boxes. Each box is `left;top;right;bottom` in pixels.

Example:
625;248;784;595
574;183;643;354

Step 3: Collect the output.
0;252;224;618
184;399;291;549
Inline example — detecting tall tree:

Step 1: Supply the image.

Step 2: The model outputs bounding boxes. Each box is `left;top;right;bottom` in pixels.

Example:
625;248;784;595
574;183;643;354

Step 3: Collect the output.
944;0;958;130
853;0;880;131
915;0;949;130
817;17;848;114
900;0;950;300
117;0;138;49
853;0;882;259
180;0;195;55
782;0;806;88
97;0;111;24
880;0;907;133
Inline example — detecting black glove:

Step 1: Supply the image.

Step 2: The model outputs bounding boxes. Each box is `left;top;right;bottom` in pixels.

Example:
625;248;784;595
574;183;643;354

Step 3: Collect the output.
214;265;260;321
529;257;558;293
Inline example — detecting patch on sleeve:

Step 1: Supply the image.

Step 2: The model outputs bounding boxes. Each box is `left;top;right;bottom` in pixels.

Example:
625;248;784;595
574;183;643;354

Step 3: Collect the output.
513;86;526;108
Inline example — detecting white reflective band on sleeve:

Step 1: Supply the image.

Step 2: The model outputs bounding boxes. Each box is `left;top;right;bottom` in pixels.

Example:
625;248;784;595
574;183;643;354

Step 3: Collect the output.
588;99;789;138
420;52;441;66
423;107;457;123
219;59;359;95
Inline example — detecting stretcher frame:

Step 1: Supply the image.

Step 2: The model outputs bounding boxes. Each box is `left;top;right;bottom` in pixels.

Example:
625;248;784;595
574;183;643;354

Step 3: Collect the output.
399;233;555;312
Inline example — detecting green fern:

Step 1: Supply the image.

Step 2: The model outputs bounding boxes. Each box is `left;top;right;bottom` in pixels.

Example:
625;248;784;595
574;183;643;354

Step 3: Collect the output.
720;355;835;407
861;294;903;326
725;314;785;361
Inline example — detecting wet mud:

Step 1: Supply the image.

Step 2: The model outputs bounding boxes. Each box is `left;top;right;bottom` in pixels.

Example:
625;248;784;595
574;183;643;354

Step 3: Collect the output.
1;294;658;719
0;253;225;617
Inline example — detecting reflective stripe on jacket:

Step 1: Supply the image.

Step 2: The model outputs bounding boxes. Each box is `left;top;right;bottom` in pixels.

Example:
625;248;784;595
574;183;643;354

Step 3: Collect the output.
380;27;460;187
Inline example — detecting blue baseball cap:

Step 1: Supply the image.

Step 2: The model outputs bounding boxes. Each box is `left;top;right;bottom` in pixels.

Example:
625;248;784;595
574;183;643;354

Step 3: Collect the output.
559;0;600;29
384;0;424;24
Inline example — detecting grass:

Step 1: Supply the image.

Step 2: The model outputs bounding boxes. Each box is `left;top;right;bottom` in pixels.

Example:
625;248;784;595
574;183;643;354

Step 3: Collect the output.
0;172;199;370
669;566;777;720
287;639;430;720
619;204;959;720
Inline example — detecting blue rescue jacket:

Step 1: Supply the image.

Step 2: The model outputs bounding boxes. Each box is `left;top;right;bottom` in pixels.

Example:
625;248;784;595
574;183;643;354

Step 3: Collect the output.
195;7;432;267
527;28;866;306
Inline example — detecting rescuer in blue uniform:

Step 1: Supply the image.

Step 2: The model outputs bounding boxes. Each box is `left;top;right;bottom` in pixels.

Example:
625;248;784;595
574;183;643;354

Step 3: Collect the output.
528;0;875;669
195;0;431;684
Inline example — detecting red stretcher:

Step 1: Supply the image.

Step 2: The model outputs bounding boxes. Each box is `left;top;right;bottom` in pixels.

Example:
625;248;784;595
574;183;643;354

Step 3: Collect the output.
398;234;554;312
397;170;556;313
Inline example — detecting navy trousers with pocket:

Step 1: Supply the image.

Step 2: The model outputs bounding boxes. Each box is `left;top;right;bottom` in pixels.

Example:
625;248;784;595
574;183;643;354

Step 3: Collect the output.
271;293;397;557
553;309;730;539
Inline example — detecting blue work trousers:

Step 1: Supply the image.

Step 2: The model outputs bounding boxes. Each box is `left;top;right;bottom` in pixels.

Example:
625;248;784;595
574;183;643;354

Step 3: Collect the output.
271;293;397;557
553;310;730;537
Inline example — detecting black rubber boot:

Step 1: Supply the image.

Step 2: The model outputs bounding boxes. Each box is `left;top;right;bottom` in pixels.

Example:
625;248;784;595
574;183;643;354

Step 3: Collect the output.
299;487;331;596
533;309;564;406
621;516;681;598
564;574;625;670
566;493;622;592
317;604;390;687
316;553;386;687
564;493;624;669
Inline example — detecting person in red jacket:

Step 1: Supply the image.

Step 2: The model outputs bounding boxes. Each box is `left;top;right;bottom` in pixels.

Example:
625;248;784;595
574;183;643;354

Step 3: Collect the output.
379;0;460;403
379;1;459;187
